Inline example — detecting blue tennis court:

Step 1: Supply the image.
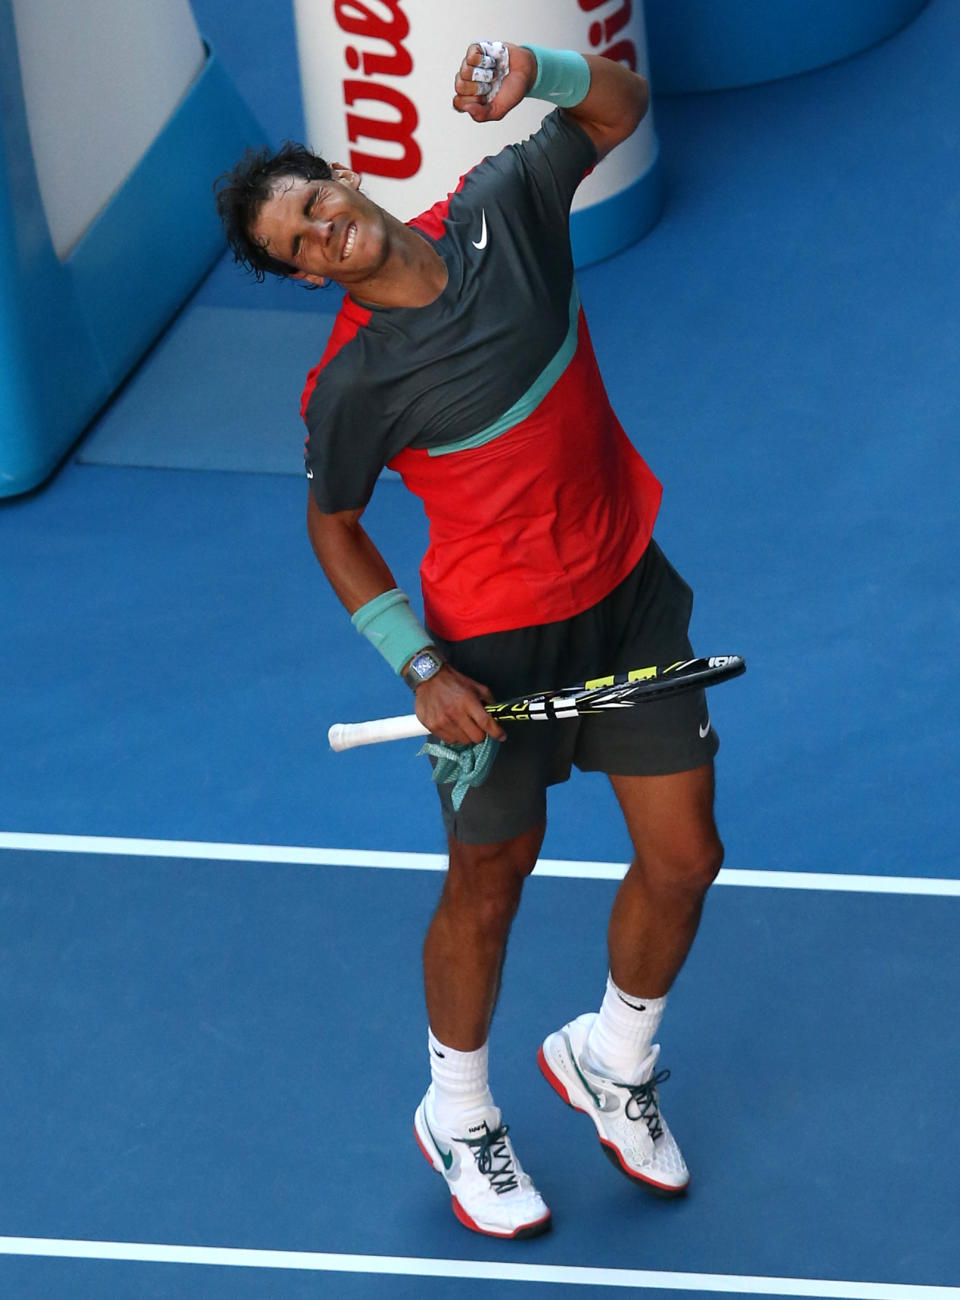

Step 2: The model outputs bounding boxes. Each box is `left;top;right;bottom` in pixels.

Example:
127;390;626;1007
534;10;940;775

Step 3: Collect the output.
2;1;958;1296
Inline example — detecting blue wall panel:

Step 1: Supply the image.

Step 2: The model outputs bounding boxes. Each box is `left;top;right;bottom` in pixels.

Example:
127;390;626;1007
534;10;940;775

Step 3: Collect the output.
646;0;931;93
0;0;110;496
70;53;265;392
0;5;265;499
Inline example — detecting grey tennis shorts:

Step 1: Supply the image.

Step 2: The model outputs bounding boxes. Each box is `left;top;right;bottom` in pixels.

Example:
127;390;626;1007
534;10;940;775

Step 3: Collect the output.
427;540;720;845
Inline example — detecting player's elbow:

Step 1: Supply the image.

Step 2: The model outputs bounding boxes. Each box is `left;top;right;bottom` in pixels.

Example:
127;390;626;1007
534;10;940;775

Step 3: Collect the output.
593;74;650;159
618;74;650;140
634;75;650;128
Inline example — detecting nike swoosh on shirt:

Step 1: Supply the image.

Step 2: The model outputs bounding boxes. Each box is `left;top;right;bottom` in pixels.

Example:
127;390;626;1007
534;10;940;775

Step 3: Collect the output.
472;210;488;250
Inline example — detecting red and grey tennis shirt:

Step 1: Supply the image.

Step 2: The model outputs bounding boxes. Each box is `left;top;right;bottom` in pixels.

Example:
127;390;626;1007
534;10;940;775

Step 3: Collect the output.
301;110;662;641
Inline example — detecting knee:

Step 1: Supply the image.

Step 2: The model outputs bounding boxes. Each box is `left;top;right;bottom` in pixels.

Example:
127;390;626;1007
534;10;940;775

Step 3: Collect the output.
447;825;543;886
442;832;542;935
696;834;725;890
439;871;522;942
637;832;724;898
469;886;524;940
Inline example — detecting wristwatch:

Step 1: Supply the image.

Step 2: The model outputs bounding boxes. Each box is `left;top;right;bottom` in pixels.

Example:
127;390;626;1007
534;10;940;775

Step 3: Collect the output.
402;647;445;691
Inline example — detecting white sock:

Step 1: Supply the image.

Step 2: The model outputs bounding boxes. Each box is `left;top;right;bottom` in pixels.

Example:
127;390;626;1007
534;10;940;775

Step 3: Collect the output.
585;974;668;1084
427;1028;494;1130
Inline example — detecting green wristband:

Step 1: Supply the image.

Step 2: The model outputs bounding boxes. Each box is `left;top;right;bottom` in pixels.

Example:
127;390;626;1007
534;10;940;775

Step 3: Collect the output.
524;45;591;109
351;588;431;675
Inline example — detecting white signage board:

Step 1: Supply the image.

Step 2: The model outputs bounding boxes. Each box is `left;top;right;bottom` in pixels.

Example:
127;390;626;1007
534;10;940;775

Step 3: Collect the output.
294;0;658;244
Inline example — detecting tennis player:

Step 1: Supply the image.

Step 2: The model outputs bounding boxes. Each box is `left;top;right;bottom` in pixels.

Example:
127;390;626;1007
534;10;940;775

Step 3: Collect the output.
216;40;724;1239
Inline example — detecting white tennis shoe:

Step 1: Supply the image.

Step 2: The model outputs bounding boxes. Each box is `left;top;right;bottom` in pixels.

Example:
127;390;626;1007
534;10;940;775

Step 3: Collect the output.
538;1012;690;1195
414;1087;552;1238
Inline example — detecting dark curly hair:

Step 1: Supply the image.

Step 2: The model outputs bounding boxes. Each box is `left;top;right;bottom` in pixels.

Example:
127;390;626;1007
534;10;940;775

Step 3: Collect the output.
214;142;334;281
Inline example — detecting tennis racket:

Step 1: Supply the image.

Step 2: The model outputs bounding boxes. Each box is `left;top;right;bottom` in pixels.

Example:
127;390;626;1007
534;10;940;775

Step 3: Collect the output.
328;655;745;752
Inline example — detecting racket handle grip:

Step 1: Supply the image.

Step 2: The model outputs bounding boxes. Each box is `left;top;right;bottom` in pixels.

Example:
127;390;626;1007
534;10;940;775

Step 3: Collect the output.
328;714;430;751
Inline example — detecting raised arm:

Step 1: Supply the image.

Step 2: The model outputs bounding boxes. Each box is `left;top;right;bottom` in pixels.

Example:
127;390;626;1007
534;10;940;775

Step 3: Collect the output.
306;495;504;744
563;52;649;158
453;41;649;160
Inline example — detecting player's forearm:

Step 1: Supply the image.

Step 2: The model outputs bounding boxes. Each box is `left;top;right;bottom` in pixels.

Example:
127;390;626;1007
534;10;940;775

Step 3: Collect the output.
510;42;647;158
306;495;396;614
307;495;444;687
564;54;649;157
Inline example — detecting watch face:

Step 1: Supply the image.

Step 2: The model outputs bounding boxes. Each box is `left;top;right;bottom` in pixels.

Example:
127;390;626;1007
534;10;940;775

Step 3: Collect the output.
412;652;436;679
404;649;442;689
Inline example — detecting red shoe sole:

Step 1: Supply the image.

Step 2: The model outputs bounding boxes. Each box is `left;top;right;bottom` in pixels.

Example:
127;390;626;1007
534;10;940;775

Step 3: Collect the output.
537;1044;689;1198
413;1120;553;1239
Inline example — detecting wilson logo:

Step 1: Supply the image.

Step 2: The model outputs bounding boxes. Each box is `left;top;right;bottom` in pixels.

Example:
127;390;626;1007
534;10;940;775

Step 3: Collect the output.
335;0;422;180
578;0;638;70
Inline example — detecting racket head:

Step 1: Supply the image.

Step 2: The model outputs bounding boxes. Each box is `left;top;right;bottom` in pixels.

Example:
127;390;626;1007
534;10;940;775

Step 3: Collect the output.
486;655;745;721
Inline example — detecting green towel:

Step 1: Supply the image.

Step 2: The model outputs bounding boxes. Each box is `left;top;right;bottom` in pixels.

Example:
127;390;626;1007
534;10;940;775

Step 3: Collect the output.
418;734;500;810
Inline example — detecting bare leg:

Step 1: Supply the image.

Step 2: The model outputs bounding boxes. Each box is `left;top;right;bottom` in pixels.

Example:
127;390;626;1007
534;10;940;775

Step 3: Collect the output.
607;764;723;997
423;822;545;1050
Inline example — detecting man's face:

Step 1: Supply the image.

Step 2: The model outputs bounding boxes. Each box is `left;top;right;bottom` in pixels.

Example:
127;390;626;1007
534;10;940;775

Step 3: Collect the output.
250;174;388;287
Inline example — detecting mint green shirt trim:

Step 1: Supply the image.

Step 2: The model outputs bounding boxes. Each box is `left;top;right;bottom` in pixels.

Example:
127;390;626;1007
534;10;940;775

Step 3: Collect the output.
428;284;581;457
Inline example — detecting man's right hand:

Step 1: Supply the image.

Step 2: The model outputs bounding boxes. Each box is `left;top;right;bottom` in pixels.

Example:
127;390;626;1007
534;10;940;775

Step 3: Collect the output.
413;663;506;745
452;42;536;124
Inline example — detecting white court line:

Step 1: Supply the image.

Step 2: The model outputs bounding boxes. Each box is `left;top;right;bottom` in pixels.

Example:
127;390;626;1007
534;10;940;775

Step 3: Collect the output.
0;831;958;896
0;847;955;1297
0;1237;957;1297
